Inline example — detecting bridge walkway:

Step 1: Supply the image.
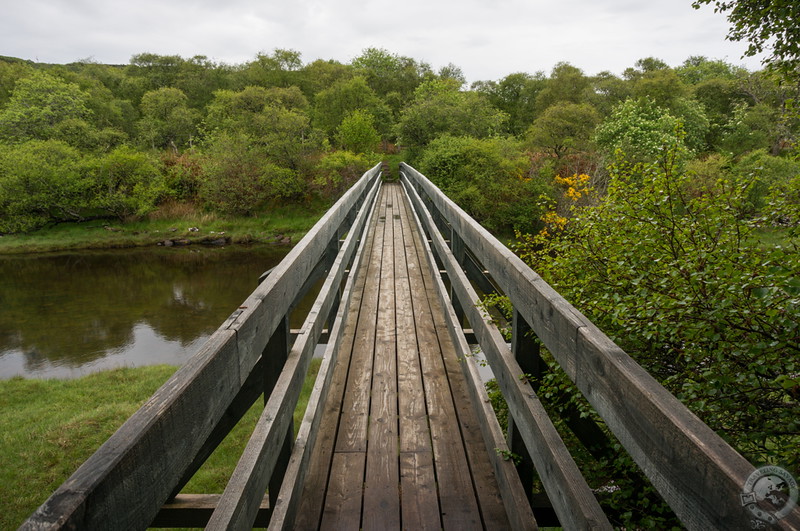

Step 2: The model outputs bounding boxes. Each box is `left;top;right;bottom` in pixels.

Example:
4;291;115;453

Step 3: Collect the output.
294;183;511;530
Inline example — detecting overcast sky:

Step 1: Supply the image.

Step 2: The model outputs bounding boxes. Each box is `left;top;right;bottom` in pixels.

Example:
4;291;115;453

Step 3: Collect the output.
1;0;765;83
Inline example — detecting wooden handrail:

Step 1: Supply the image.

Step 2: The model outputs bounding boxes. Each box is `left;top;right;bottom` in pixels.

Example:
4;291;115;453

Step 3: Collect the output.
400;162;800;530
21;163;382;531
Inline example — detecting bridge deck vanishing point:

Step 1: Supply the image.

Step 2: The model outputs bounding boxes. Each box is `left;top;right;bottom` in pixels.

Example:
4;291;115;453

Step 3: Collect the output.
23;163;800;531
294;183;512;529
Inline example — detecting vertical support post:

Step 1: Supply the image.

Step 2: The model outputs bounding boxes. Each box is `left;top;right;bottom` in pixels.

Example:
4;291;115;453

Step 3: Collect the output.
326;232;341;323
507;309;543;506
450;230;466;325
263;315;292;508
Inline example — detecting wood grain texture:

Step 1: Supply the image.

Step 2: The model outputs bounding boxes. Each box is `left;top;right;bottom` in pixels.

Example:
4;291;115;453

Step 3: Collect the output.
21;164;381;531
400;163;800;530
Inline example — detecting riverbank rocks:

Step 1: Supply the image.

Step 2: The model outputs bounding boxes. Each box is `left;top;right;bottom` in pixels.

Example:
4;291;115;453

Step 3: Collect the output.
158;235;230;247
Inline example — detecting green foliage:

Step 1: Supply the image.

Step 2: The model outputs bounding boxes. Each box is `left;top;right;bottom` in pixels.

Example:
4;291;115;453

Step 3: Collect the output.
0;71;91;142
525;102;600;158
137;87;198;149
335;109;380;154
198;131;301;215
313;150;373;200
351;47;432;109
416;135;552;233
729;149;800;218
312;77;392;139
90;145;166;220
518;144;800;478
534;62;592;114
0;140;91;232
471;72;546;135
718;103;779;155
692;0;800;80
595;97;708;162
398;80;508;152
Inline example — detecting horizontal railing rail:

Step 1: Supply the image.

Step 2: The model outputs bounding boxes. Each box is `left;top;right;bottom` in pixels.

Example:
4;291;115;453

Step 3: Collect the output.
21;163;382;531
399;162;800;531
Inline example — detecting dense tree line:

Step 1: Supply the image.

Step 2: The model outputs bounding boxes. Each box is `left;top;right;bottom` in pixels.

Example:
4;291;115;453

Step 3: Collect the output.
1;44;799;527
0;49;797;234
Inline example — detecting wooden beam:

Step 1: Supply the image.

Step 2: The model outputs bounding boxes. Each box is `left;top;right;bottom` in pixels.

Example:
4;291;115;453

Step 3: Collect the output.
403;173;610;530
268;178;382;530
401;178;539;531
20;164;382;531
401;163;800;530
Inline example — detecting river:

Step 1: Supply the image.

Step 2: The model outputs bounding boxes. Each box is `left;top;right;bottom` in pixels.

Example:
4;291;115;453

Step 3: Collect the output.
0;245;297;379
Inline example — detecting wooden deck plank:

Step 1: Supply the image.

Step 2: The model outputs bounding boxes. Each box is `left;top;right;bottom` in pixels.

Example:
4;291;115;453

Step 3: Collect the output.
363;187;401;530
334;189;389;454
299;183;521;530
393;186;483;531
293;187;383;530
393;184;442;529
399;187;516;530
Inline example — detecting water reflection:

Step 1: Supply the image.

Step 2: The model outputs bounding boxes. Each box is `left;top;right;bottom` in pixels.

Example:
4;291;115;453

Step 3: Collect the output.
0;246;291;379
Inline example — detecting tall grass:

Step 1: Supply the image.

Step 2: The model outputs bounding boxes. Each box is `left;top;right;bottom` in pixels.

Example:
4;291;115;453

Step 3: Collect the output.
1;359;321;529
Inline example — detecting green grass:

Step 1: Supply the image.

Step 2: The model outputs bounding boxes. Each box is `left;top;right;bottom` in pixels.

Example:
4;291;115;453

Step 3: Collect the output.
0;201;328;255
1;358;322;529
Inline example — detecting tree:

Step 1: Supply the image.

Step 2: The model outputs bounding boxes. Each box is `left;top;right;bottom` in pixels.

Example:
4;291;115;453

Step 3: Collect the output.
416;135;552;233
198;131;300;215
203;86;323;175
397;79;508;152
296;59;353;99
351;48;432;107
692;0;800;79
0;140;91;232
0;71;91;142
526;102;600;158
675;56;746;85
137;87;198;150
517;144;800;483
90;145;166;219
534;62;592;114
632;68;688;109
472;72;546;135
595;97;708;162
335;110;380;154
240;49;303;88
311;77;392;139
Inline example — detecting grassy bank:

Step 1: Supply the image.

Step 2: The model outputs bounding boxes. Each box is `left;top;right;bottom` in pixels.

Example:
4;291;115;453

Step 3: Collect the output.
1;360;321;529
0;201;327;255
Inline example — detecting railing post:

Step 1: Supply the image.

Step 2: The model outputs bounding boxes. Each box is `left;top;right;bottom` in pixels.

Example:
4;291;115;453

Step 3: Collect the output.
450;231;466;325
508;309;543;507
263;315;292;509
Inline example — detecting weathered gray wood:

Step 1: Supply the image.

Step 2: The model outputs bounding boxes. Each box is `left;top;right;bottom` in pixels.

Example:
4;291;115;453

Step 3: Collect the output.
393;186;441;528
363;186;400;531
402;179;537;531
401;163;800;530
207;174;383;530
264;315;292;512
399;184;525;530
166;352;267;501
291;214;375;529
21;330;241;530
403;172;610;530
268;178;382;531
21;163;381;531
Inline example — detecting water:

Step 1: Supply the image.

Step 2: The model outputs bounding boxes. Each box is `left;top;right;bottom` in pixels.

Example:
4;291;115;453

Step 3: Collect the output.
0;245;294;379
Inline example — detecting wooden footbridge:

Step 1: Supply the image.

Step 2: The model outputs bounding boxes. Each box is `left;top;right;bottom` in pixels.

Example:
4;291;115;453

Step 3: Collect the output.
23;163;800;530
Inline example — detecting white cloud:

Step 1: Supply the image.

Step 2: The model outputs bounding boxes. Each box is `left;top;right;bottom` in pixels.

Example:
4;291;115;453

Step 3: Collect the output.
0;0;765;81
